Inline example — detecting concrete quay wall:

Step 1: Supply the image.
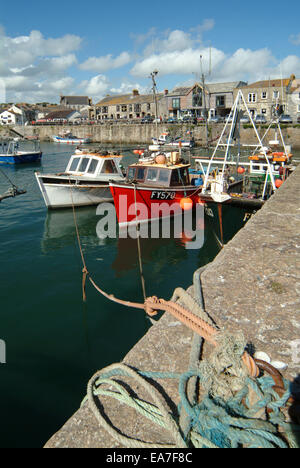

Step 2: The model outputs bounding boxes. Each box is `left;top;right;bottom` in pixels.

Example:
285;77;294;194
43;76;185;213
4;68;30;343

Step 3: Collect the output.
44;165;300;448
14;123;300;149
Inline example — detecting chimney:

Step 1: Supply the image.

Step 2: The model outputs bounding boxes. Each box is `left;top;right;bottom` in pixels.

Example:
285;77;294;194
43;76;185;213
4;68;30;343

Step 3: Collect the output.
132;89;139;96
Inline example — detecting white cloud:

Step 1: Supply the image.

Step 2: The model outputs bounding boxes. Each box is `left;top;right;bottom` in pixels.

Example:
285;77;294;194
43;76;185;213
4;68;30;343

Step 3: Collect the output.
0;28;82;102
214;48;275;82
110;82;148;95
131;47;225;77
1;30;82;69
80;52;131;72
80;75;110;99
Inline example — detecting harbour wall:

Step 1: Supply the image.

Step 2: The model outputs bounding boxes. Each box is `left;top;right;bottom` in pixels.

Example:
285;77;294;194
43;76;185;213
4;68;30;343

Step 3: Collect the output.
9;123;300;149
44;165;300;448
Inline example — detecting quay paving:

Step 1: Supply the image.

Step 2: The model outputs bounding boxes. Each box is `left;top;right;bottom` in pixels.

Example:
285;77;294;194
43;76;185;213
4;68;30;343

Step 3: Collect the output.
45;166;300;448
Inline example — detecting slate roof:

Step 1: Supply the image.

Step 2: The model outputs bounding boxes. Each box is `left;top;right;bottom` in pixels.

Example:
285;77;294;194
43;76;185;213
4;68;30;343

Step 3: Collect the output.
60;96;91;105
206;81;247;93
44;110;77;120
245;78;291;89
96;93;163;106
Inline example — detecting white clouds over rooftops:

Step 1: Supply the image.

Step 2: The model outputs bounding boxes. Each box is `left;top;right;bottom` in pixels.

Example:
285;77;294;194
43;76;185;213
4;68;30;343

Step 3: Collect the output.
0;23;300;103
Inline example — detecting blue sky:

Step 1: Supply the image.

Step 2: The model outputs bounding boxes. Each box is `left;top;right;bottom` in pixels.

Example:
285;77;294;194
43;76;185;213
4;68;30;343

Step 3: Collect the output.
1;0;300;103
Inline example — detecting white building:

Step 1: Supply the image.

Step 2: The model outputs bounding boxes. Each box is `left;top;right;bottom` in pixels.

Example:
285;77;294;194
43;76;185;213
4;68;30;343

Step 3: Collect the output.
0;109;23;125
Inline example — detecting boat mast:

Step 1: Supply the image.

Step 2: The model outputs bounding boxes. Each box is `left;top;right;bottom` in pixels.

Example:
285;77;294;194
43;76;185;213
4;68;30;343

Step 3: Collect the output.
150;70;159;138
200;55;209;148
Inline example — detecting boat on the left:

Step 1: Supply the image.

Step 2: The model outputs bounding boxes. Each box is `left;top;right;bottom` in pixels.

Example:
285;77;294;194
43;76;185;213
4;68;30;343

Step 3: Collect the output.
35;148;125;209
0;139;42;164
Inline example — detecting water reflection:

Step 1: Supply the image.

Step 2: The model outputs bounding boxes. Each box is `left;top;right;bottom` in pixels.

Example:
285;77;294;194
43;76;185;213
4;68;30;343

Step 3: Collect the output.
41;206;100;252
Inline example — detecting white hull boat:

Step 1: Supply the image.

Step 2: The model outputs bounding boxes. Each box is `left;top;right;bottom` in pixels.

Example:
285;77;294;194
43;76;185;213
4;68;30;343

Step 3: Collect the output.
151;132;194;149
35;149;125;209
52;133;91;144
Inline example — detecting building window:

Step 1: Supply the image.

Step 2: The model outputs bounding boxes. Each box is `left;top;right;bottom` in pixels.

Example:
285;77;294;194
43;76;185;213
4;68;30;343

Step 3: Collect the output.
172;98;180;109
116;105;120;112
297;104;300;112
121;105;127;112
273;90;279;100
216;95;225;107
192;86;202;107
129;105;132;112
147;103;151;111
102;106;108;113
248;93;256;103
261;91;267;99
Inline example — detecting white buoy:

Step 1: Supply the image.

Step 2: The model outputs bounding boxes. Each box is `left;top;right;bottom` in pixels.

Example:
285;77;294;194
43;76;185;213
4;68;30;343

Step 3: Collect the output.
270;361;288;371
254;351;271;363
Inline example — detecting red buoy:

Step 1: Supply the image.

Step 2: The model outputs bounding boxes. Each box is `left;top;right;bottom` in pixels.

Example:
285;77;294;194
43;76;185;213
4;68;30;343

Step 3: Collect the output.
237;166;245;174
180;197;193;210
275;178;283;188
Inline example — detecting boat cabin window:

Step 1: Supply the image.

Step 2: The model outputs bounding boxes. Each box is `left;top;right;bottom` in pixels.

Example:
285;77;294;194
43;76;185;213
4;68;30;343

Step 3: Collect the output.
170;168;189;186
87;158;99;174
102;159;118;174
158;169;170;183
136;167;146;181
78;157;90;173
127;167;136;179
69;157;81;172
146;168;158;182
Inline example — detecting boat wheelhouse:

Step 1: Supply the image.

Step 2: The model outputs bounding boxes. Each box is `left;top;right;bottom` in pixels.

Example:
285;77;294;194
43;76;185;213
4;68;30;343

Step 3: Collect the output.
0;140;42;164
109;153;201;227
35;150;125;209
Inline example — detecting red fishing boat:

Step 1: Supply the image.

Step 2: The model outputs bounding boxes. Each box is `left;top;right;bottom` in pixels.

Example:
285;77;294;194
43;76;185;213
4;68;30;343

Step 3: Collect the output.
109;152;201;227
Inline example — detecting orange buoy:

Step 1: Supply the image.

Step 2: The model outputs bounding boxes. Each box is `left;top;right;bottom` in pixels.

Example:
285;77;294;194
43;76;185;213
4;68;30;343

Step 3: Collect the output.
155;154;167;164
237;166;245;174
275;178;283;188
133;149;140;154
180;197;193;210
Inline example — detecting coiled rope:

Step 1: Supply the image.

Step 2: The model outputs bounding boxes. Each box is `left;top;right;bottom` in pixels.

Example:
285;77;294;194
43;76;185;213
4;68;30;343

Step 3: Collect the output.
82;358;298;448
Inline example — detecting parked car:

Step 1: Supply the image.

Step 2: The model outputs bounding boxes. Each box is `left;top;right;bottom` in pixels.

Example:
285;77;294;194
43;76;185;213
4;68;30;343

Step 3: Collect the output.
208;115;223;123
240;114;250;123
279;114;293;124
167;117;178;124
180;115;193;123
141;116;154;123
255;114;267;124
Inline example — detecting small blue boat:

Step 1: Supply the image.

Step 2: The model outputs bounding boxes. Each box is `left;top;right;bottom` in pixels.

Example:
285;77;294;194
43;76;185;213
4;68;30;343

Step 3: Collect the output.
0;140;42;165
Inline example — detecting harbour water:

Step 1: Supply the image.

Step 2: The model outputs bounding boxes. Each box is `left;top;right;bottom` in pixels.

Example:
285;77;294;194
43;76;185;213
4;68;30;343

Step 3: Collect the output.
0;143;298;448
